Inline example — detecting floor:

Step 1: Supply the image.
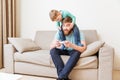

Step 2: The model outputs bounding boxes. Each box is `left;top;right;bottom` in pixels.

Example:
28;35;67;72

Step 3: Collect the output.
19;75;55;80
1;68;120;80
113;70;120;80
0;68;56;80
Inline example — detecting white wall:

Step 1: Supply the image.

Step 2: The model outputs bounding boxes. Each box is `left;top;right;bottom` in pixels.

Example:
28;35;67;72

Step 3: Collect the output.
17;0;120;68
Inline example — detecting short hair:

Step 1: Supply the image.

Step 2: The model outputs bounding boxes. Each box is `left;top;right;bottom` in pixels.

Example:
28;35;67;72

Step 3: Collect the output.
62;16;72;23
49;9;59;21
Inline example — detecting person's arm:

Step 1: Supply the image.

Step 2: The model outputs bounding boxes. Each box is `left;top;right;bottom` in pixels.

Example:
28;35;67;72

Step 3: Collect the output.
68;14;76;24
56;21;60;27
50;31;62;49
63;10;76;24
56;21;62;30
62;10;76;28
64;40;86;53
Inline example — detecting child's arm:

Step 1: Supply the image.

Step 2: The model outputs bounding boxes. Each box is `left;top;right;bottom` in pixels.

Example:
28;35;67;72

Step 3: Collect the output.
67;13;76;24
56;21;61;29
67;12;76;27
56;21;63;30
62;10;76;24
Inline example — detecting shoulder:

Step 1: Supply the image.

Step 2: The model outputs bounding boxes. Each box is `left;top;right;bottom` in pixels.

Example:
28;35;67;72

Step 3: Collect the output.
80;31;84;35
55;31;59;37
54;31;60;40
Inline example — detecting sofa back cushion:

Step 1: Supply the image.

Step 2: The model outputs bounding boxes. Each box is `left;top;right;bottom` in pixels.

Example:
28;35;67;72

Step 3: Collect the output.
34;30;99;50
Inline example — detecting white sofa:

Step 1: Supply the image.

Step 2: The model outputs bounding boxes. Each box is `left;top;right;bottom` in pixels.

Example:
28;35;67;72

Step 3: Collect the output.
4;30;114;80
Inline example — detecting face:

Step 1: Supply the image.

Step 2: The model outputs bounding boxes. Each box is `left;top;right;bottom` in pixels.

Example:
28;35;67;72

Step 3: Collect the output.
55;13;62;21
62;22;73;36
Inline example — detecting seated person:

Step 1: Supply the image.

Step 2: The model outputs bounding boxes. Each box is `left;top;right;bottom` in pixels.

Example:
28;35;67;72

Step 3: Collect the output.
50;17;87;80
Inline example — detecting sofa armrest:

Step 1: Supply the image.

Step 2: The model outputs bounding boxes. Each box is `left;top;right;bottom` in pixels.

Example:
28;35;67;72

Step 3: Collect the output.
4;44;16;73
98;44;114;80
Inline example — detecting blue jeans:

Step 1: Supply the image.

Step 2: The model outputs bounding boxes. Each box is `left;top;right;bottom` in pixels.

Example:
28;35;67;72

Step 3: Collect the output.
50;48;81;79
73;24;83;46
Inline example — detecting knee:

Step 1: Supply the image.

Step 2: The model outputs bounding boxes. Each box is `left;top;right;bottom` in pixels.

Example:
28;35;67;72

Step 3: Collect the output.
50;48;57;56
73;50;81;57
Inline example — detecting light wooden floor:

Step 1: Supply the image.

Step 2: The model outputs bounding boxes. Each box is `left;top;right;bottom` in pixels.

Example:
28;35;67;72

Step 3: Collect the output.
2;68;120;80
19;75;55;80
0;68;56;80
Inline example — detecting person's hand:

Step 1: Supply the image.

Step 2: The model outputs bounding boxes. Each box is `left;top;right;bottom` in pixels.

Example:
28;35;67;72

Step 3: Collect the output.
50;40;62;49
55;40;61;47
63;41;73;48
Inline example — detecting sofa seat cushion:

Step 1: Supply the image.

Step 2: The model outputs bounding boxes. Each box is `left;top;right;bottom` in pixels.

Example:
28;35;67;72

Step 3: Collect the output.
14;50;98;69
14;50;51;67
50;56;98;69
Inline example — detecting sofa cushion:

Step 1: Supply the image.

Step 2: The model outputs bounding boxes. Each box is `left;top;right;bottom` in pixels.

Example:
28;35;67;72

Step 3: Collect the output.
50;55;98;69
14;50;51;66
8;38;40;53
80;41;105;57
14;49;98;69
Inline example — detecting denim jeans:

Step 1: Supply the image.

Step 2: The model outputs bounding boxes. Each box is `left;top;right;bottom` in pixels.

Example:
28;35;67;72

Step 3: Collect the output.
73;24;83;46
50;48;81;79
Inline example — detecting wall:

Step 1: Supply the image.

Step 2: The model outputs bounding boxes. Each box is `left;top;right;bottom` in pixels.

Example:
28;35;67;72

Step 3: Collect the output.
17;0;120;68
